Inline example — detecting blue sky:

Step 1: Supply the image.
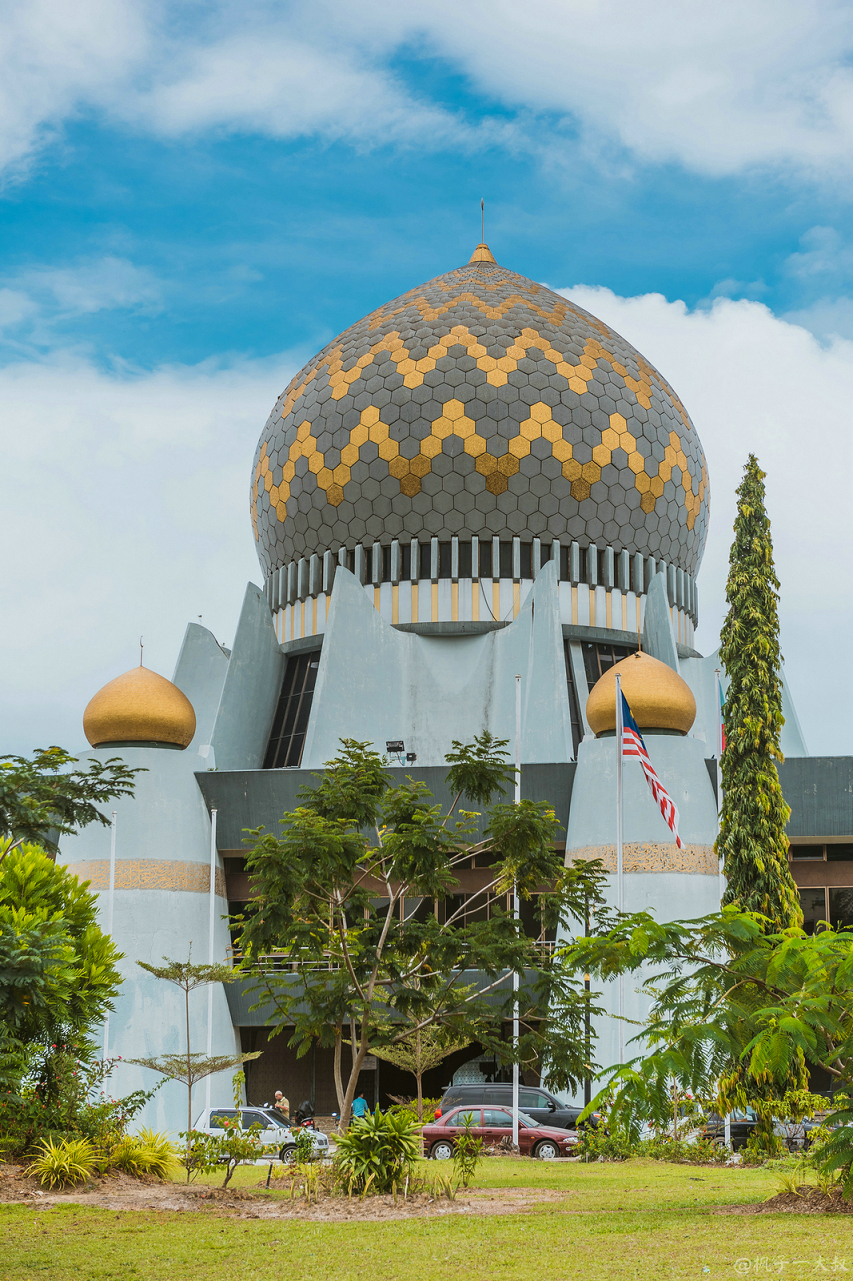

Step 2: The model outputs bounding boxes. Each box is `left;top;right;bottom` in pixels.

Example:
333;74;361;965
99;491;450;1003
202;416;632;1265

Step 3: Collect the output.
1;0;851;754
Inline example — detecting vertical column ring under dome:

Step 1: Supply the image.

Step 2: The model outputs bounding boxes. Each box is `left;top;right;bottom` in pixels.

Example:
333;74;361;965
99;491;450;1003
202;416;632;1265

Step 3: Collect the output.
251;245;709;631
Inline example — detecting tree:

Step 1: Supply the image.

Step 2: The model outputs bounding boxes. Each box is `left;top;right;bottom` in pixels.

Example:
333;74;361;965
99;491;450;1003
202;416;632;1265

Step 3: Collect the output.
0;746;141;860
128;958;260;1139
370;1022;471;1122
0;839;123;1089
717;456;800;931
237;735;609;1129
562;908;853;1156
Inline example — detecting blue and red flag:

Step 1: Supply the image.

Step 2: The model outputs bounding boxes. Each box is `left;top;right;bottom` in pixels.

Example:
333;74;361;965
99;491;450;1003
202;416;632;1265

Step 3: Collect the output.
620;691;684;850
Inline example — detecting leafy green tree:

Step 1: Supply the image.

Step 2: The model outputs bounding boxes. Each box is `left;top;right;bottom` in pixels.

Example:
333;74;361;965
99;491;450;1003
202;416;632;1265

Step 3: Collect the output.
563;908;853;1159
238;734;609;1129
717;456;800;931
0;839;123;1089
128;957;260;1139
370;1021;471;1122
0;747;141;860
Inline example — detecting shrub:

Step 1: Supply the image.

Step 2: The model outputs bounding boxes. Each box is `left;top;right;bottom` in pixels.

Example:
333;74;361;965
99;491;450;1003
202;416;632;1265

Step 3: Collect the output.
110;1130;178;1180
27;1136;96;1189
334;1107;420;1195
451;1114;483;1188
178;1121;273;1188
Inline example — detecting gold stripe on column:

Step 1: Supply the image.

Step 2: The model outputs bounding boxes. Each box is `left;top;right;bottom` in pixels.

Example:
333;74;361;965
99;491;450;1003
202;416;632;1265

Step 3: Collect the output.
606;590;612;629
392;583;399;624
513;582;520;618
431;582;438;621
571;584;578;625
451;581;458;621
300;600;306;637
472;582;479;621
412;582;418;622
492;580;500;620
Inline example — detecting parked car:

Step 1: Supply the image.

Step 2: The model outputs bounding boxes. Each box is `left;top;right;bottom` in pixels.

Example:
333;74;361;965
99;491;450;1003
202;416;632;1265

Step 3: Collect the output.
701;1110;829;1153
423;1105;579;1160
437;1083;600;1132
192;1106;330;1164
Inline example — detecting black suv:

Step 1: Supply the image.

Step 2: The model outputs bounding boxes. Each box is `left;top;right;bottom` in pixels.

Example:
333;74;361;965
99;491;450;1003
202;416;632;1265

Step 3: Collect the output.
437;1084;600;1132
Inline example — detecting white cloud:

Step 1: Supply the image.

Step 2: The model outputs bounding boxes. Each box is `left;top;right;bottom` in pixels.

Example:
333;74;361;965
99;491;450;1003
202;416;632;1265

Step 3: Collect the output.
557;283;853;755
0;349;292;754
0;1;850;179
1;291;850;759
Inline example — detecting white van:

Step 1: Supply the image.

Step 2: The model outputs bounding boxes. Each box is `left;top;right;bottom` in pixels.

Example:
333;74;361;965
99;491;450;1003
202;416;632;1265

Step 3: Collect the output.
192;1106;330;1164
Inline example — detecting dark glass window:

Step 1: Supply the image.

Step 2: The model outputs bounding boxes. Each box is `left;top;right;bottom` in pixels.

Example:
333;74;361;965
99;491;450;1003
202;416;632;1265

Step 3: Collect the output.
799;889;827;936
563;642;584;758
560;544;569;581
382;545;391;583
499;541;513;578
401;541;411;581
791;845;825;860
439;541;452;578
827;844;853;862
578;545;588;583
479;539;493;578
541;541;552;564
458;541;472;578
419;541;431;580
520;543;532;579
263;650;321;769
829;888;853;930
581;642;637;690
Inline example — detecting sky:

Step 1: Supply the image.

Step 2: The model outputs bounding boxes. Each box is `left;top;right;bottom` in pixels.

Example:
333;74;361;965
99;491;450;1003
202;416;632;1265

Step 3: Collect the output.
1;0;851;758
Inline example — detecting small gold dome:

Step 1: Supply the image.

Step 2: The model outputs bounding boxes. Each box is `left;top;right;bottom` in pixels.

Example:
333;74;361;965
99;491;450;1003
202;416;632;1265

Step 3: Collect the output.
468;242;497;263
83;666;196;749
586;651;696;736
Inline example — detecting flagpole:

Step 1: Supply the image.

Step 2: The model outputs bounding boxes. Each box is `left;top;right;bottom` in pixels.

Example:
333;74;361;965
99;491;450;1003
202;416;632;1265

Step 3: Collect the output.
205;807;217;1116
714;667;731;1150
512;673;521;1150
102;811;117;1069
615;674;624;1065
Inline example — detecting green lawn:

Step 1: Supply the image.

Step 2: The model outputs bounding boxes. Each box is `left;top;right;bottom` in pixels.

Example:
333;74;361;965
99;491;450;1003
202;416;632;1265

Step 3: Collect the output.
2;1159;852;1281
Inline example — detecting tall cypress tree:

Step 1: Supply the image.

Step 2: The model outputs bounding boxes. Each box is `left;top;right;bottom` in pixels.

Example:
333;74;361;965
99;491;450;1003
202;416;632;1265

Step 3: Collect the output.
717;455;801;931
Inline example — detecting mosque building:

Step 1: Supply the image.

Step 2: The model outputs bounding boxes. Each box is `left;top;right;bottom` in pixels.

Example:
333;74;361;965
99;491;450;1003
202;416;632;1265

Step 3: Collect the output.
59;243;852;1129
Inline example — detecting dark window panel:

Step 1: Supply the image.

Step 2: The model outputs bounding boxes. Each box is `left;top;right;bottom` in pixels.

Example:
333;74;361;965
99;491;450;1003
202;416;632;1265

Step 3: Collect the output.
458;540;472;578
263;650;321;769
479;539;493;578
827;844;853;862
560;544;569;581
520;543;532;580
829;887;853;930
799;889;827;936
401;541;411;581
791;845;825;860
382;544;392;582
439;541;452;578
419;541;431;580
499;541;513;578
563;641;584;759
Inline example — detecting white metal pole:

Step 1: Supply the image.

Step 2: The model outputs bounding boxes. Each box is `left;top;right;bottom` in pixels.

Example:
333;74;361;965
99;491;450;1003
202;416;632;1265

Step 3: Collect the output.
512;673;521;1149
615;675;624;1065
714;669;731;1149
205;808;217;1115
103;811;117;1067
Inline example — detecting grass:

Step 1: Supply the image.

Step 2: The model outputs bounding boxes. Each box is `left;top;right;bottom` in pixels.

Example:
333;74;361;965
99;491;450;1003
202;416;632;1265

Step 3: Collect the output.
2;1159;853;1280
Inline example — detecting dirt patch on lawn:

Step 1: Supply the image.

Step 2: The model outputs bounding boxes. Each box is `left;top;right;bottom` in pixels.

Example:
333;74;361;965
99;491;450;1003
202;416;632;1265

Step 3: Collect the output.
716;1187;853;1216
0;1162;572;1221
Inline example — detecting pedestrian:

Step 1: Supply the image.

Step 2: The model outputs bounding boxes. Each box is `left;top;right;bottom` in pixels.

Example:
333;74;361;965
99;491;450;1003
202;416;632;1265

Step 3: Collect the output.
351;1092;369;1120
274;1090;290;1120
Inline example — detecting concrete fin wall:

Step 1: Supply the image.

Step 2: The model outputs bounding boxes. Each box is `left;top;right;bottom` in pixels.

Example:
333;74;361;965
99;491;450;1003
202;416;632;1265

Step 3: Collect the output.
641;571;680;672
211;583;284;772
172;622;230;755
301;561;573;768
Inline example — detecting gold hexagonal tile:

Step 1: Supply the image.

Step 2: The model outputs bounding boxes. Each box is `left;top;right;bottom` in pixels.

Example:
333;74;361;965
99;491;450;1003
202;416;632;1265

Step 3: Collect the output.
509;436;530;458
592;443;611;468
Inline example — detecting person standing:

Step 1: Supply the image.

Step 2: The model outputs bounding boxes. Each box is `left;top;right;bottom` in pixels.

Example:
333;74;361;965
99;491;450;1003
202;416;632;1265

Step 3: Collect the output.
273;1090;290;1121
351;1092;369;1120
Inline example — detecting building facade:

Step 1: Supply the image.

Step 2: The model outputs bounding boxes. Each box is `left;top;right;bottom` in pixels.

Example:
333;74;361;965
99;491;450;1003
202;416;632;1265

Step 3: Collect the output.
59;244;850;1128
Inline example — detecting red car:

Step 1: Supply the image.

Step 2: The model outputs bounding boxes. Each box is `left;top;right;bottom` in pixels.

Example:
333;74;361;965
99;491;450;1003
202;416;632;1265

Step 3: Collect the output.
422;1105;579;1161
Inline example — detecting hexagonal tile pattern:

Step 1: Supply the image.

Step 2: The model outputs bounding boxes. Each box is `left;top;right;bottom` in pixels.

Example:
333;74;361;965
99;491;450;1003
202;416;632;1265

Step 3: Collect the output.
252;246;709;575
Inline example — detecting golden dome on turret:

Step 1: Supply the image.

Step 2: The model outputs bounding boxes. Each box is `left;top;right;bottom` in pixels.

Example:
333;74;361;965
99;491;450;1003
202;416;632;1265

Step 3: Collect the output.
83;666;196;749
586;651;696;737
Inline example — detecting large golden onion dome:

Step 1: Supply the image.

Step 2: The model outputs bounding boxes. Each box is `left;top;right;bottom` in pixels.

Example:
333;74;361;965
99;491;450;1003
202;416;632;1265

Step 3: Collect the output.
586;651;696;736
83;666;196;749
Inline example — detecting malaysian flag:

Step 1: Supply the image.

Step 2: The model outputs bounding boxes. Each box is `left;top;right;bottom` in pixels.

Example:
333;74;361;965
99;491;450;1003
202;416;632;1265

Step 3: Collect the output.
618;689;684;850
